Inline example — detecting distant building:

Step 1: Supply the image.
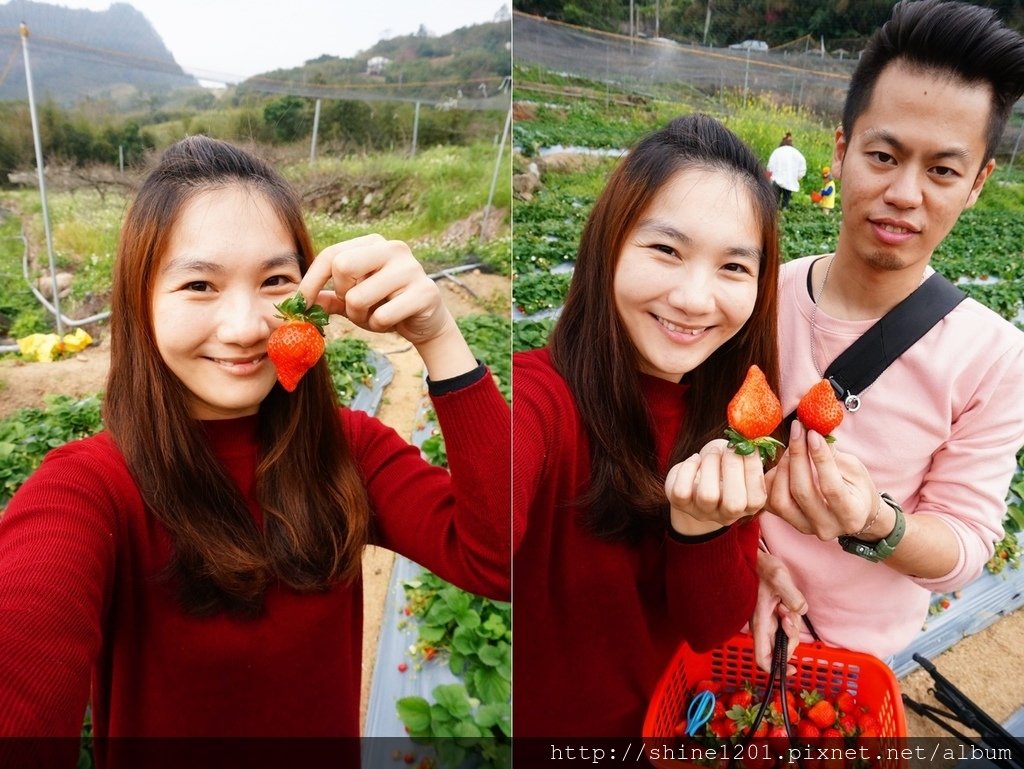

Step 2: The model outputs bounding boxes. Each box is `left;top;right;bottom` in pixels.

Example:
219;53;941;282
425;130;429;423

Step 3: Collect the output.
367;56;390;75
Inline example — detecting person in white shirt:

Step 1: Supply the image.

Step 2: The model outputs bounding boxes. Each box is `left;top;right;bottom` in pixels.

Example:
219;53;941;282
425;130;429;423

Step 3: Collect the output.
766;132;807;209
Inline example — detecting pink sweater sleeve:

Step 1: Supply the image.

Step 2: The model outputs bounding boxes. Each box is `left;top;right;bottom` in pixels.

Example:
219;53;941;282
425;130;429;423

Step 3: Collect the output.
909;335;1024;592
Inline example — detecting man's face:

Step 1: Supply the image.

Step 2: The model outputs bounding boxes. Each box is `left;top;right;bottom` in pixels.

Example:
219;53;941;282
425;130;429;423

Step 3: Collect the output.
832;61;996;273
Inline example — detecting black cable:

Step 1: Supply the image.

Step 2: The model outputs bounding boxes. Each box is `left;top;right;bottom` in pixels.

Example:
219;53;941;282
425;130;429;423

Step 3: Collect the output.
727;627;800;769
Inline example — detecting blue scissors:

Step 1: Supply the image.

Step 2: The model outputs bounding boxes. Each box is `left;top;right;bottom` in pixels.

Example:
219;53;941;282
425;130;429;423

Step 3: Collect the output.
685;689;716;737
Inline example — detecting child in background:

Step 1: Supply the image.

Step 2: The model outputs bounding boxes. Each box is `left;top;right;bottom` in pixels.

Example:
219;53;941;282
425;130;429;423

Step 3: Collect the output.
815;165;836;214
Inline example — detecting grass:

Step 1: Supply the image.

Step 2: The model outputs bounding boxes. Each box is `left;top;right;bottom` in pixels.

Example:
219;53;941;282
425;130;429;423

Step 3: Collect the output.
0;140;512;338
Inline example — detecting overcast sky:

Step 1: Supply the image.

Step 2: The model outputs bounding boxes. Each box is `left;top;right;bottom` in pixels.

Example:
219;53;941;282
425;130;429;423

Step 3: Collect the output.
47;0;510;83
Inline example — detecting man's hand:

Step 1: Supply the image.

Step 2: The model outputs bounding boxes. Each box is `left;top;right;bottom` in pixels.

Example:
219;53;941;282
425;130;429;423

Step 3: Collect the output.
752;551;807;672
765;421;879;540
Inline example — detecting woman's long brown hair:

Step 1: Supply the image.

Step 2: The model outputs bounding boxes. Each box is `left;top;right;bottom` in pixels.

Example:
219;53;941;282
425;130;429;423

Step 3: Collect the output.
105;136;370;616
548;114;781;540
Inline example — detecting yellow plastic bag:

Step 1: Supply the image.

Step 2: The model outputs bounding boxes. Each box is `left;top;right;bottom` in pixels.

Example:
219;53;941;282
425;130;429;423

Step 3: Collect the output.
16;328;92;362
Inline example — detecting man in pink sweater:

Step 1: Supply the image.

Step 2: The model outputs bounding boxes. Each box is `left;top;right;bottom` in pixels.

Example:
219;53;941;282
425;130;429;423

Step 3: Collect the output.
754;0;1024;665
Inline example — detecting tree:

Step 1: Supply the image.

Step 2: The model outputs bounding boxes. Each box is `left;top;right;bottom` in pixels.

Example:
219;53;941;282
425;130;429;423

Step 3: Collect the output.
263;96;311;144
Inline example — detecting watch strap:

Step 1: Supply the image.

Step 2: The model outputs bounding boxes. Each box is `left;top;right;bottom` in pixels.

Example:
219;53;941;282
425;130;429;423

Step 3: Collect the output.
838;493;906;562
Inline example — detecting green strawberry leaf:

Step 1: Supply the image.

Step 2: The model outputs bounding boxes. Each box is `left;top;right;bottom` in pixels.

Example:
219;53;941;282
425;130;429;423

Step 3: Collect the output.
274;292;328;335
396;696;431;732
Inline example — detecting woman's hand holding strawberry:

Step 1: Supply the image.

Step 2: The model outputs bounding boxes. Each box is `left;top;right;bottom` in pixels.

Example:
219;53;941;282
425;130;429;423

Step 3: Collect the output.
298;234;477;381
765;420;880;540
665;438;768;535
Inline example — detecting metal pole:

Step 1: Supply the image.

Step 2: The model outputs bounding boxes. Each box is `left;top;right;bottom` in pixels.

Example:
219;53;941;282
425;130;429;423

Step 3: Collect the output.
703;1;712;46
480;105;511;246
629;0;634;54
743;47;751;101
20;22;62;336
655;0;660;38
1007;117;1024;172
119;144;124;173
411;100;420;157
309;98;321;164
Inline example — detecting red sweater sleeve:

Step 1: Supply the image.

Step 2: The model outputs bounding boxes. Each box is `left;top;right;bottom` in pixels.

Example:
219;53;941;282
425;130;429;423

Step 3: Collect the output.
0;436;123;737
665;518;760;651
348;369;510;601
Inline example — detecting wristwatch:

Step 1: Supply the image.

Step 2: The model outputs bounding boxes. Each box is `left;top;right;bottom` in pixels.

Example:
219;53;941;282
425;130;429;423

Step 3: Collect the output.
838;493;906;562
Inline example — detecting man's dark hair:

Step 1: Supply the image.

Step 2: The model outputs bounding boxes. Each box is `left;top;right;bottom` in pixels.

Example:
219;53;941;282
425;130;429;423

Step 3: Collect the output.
843;0;1024;162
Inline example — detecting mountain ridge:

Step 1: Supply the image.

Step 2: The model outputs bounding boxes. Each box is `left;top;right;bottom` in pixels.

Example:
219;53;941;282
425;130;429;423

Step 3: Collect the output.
0;0;194;104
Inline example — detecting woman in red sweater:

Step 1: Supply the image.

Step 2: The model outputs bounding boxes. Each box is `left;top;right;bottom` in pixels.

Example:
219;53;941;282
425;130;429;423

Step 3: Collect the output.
513;115;781;739
0;137;509;761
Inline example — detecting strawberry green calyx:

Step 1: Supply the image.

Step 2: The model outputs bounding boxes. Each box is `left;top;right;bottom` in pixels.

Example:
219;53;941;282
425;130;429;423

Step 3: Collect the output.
724;428;785;463
274;293;329;336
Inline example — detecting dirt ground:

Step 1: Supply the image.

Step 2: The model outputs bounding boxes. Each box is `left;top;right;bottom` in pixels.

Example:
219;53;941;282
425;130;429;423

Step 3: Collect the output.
0;269;508;732
900;606;1024;747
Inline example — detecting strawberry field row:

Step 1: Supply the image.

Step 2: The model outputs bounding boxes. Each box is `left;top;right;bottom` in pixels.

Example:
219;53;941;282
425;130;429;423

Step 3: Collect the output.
0;338;382;511
368;312;511;766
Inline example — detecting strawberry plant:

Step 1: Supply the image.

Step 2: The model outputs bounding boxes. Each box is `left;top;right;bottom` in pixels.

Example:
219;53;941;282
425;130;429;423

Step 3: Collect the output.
396;683;509;769
419;418;447;469
0;394;103;507
414;313;511;471
323;337;376;407
456;314;511;403
397;571;511;769
989;448;1024;576
512;317;555;352
512;271;571;316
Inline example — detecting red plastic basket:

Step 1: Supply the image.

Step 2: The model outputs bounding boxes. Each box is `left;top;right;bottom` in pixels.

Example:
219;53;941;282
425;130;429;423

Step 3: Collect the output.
643;633;907;768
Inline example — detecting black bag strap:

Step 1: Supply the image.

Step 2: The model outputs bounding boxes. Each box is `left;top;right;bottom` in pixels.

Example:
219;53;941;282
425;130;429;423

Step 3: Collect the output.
785;270;966;425
770;271;966;643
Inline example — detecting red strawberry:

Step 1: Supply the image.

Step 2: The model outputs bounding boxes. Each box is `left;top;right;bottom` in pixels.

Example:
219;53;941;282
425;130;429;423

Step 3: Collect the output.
672;719;688;737
857;712;880;734
837;713;857;736
805;699;837;730
796;721;822;740
397;662;408;673
712;699;727;720
770;693;801;725
267;293;329;392
765;725;789;753
730;688;755;709
796;380;843;440
709;717;738;740
835;691;857;714
695;679;720;695
726;364;785;462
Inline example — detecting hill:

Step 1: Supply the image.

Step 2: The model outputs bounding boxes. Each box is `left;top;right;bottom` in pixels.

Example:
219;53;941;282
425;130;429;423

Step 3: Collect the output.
0;0;195;105
239;19;512;109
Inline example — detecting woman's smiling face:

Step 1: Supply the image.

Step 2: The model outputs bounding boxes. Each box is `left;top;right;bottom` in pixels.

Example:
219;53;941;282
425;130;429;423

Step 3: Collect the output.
150;184;303;419
612;166;763;382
